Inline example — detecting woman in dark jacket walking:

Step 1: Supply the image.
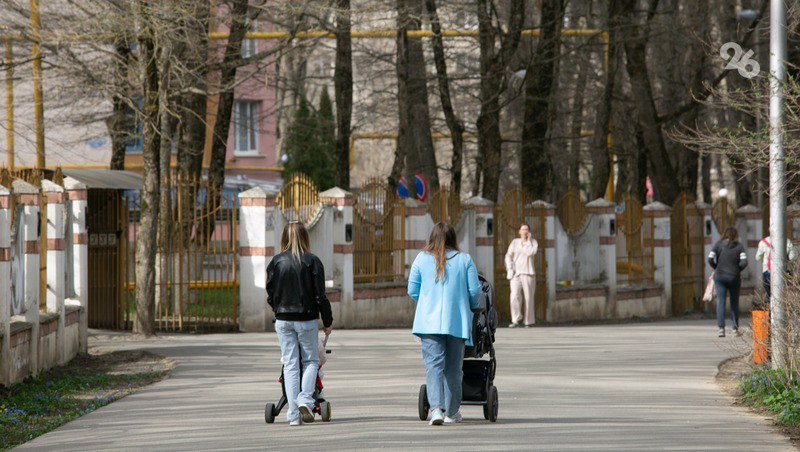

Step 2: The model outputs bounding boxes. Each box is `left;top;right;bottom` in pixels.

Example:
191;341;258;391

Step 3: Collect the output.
267;222;333;426
708;227;748;337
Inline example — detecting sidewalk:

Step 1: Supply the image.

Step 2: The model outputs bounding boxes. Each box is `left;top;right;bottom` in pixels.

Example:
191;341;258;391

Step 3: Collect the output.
17;320;795;451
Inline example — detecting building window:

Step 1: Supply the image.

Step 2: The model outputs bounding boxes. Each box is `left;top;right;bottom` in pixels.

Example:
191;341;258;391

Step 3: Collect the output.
234;100;260;154
241;20;258;59
125;95;143;154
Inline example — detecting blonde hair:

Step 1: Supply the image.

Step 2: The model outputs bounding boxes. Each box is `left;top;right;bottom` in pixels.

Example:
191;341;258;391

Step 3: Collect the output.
423;222;459;282
281;222;310;261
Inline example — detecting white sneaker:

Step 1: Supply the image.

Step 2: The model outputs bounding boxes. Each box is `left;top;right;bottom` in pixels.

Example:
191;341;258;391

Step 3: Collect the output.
718;328;725;338
444;411;462;424
289;419;301;426
429;408;444;426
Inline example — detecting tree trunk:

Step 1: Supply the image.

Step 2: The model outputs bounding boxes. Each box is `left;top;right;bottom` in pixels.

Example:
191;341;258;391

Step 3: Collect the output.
701;153;712;203
521;0;564;201
204;0;251;244
108;39;131;171
334;0;353;190
618;0;680;205
590;0;623;200
395;0;439;193
133;0;161;337
476;0;524;202
425;0;464;194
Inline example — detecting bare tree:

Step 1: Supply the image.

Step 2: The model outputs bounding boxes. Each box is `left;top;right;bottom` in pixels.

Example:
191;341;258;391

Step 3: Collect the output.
334;0;353;189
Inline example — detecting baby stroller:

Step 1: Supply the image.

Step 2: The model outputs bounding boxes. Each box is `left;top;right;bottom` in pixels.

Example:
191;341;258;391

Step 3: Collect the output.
265;335;333;423
418;275;499;422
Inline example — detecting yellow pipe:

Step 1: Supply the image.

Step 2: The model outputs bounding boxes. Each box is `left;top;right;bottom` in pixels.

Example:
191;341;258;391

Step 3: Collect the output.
16;164;284;172
4;40;13;170
29;0;45;169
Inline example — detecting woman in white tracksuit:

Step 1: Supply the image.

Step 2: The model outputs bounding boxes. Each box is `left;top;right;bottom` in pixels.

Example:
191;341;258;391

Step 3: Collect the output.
504;223;538;327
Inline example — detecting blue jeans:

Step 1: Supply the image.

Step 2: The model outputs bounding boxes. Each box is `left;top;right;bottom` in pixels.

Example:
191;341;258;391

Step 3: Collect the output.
275;320;319;423
420;334;465;417
714;275;741;329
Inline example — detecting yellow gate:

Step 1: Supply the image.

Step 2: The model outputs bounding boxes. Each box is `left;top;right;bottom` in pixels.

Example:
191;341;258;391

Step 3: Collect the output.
428;186;462;225
277;173;323;225
670;194;705;314
87;189;128;329
712;197;735;234
494;188;548;323
123;176;240;332
353;178;405;283
616;195;655;286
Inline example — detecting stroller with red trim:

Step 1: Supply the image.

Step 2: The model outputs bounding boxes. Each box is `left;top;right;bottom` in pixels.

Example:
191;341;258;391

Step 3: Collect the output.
265;335;332;423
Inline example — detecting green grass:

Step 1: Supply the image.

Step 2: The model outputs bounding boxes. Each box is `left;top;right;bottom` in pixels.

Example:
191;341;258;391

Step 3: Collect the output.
0;368;165;450
740;367;800;426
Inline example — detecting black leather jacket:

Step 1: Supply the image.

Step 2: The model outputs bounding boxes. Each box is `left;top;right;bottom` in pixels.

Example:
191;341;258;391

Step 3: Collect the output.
266;251;333;327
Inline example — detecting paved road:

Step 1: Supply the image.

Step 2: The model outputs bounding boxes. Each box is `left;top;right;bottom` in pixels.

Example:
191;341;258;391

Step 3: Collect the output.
18;319;795;451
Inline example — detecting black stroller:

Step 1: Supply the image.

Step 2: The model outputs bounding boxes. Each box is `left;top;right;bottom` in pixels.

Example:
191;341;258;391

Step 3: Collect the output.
265;335;333;423
418;275;499;422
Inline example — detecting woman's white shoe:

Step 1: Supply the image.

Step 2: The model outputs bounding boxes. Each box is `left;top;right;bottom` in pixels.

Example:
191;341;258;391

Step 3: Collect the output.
429;408;445;426
444;411;462;424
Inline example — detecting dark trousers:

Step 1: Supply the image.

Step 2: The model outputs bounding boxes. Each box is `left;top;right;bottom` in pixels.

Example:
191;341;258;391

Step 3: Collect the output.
763;271;771;303
714;274;741;329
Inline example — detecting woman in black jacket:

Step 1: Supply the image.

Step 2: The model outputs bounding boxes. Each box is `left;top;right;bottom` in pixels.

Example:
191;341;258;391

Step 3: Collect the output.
708;227;748;338
267;222;333;426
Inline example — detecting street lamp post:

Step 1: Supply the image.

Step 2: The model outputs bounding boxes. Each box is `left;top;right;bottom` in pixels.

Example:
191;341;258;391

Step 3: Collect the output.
769;0;788;369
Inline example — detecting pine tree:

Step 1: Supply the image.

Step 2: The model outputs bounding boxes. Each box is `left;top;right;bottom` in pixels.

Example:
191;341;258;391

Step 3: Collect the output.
283;88;337;190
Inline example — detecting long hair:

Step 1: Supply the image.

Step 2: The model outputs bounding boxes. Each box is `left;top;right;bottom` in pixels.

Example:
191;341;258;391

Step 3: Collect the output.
423;222;459;281
281;222;310;261
722;227;738;243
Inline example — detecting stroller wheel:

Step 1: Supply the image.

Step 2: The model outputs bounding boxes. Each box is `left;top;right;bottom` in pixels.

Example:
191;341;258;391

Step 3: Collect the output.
487;386;499;422
265;403;276;424
320;401;332;422
418;385;430;421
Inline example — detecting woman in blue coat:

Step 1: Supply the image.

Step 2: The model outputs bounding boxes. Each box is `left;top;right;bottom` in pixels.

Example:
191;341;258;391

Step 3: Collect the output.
408;222;482;425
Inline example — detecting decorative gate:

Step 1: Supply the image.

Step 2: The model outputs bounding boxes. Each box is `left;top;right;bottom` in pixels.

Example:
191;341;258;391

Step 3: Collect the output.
277;173;323;226
428;186;462;225
353;178;405;283
712;197;735;234
120;177;240;332
87;189;127;329
494;188;548;323
616;195;655;286
670;194;705;315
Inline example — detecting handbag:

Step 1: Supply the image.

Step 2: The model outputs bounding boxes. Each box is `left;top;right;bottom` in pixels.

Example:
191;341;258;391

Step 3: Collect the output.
702;272;716;303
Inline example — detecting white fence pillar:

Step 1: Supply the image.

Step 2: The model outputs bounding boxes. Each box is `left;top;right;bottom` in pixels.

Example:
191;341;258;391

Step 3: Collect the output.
238;187;271;332
14;180;40;374
405;199;434;275
645;202;672;316
530;201;557;319
736;204;763;286
0;186;11;386
465;196;495;286
587;198;617;317
43;180;67;364
64;177;88;353
696;201;715;281
320;188;354;328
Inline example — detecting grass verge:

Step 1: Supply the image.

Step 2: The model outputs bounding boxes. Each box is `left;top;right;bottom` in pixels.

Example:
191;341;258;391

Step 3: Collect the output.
0;350;173;450
740;366;800;426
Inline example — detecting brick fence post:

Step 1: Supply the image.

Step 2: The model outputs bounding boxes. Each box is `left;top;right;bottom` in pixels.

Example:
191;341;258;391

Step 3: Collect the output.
64;177;88;353
644;202;673;317
464;196;495;286
238;187;272;332
0;185;10;385
43;180;67;364
320;188;354;328
13;179;40;373
587;198;617;318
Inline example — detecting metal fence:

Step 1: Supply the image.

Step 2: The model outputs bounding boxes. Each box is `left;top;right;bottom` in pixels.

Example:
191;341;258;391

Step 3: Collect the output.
427;186;462;226
122;176;239;332
616;195;655;286
353;178;405;283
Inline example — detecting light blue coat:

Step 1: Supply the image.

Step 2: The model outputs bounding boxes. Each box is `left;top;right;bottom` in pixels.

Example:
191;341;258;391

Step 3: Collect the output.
407;250;482;344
